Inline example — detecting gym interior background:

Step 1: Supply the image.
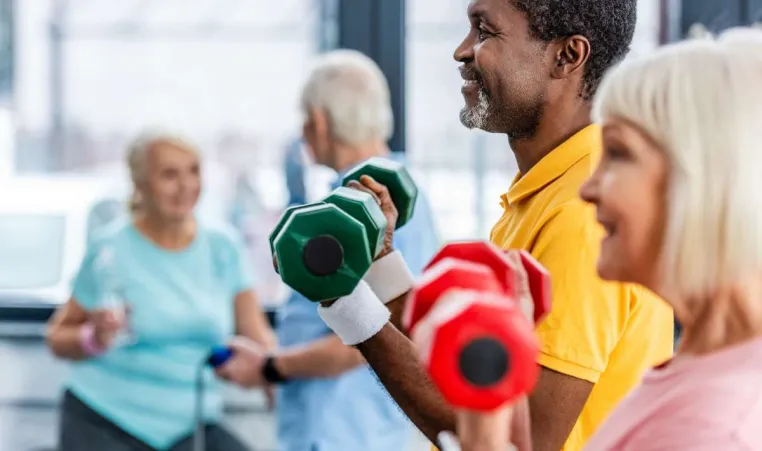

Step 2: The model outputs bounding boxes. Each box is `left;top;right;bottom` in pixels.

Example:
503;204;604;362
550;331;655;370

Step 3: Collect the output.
0;0;758;450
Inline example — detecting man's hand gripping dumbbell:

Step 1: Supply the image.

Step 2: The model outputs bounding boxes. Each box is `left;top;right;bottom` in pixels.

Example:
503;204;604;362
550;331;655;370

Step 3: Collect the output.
269;156;417;305
404;244;552;451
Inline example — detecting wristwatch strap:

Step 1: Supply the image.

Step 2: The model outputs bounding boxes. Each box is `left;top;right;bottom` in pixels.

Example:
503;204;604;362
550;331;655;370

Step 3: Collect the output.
262;355;288;384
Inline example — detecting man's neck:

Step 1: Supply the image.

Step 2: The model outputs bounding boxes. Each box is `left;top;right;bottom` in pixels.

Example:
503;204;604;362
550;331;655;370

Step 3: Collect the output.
332;140;390;174
510;102;592;175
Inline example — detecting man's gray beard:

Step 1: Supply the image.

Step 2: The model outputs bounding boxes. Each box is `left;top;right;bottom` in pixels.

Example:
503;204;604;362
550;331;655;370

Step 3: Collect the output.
459;89;490;129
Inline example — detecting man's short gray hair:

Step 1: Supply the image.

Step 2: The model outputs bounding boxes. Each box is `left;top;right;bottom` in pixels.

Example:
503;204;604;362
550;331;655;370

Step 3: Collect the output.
300;50;393;147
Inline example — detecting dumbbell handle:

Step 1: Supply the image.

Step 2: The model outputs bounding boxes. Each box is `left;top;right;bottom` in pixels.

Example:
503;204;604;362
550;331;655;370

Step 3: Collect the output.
207;345;233;368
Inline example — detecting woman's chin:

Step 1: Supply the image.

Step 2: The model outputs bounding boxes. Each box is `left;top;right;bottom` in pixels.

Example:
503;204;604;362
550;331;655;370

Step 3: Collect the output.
596;258;622;282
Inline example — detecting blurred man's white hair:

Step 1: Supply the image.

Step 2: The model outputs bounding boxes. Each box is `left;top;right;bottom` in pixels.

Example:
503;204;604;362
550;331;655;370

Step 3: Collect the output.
300;49;393;147
593;27;762;299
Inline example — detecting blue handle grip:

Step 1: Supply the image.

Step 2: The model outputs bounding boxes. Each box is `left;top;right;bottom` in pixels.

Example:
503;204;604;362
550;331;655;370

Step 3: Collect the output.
207;346;233;368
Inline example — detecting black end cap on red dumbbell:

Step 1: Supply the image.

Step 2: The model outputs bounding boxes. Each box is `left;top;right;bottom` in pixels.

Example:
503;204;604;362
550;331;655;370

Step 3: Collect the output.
302;235;344;276
458;337;510;387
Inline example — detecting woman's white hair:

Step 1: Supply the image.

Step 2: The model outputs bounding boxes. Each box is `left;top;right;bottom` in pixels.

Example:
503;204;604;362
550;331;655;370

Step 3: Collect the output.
300;49;393;146
125;130;200;212
593;27;762;299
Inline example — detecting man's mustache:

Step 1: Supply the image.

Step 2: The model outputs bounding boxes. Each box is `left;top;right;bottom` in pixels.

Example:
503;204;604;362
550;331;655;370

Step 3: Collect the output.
459;65;484;84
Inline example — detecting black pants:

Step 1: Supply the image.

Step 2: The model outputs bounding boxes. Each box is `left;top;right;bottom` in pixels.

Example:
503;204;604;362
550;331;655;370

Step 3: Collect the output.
58;390;250;451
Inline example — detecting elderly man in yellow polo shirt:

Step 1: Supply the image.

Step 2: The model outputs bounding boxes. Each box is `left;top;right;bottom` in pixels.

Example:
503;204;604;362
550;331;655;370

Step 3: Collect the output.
313;0;674;450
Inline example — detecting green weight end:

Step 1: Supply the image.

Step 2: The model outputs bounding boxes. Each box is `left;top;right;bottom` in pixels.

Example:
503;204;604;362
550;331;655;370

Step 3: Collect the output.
324;186;387;258
268;203;324;256
341;157;418;229
272;203;372;302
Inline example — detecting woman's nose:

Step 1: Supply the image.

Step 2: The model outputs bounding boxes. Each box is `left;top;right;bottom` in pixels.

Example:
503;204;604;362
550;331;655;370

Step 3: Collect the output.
579;173;599;205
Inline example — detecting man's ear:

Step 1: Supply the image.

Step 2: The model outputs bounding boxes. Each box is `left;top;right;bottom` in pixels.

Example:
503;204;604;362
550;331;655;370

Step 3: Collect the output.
309;106;330;139
550;35;590;80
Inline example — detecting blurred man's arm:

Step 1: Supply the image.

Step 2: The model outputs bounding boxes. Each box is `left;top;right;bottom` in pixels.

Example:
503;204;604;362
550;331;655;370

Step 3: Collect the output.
273;335;365;379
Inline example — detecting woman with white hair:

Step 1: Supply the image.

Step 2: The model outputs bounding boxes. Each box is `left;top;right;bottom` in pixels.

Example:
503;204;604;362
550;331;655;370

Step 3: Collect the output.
46;132;276;451
441;27;762;451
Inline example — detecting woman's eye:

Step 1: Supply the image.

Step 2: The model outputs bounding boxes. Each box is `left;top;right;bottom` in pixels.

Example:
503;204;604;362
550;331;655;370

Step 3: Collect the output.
606;147;629;160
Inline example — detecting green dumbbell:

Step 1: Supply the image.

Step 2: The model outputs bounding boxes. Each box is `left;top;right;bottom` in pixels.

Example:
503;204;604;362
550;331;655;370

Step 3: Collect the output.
324;187;387;258
341;156;418;229
270;158;418;301
271;189;387;301
268;203;324;257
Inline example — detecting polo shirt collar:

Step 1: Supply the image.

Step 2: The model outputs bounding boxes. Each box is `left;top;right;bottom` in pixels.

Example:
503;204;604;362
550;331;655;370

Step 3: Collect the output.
501;124;601;207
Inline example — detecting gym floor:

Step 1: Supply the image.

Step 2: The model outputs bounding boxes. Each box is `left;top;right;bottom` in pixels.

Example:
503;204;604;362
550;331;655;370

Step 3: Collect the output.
0;322;429;451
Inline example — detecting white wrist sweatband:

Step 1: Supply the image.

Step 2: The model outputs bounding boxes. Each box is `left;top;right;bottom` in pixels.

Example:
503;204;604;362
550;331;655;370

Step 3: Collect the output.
363;250;415;304
318;280;390;346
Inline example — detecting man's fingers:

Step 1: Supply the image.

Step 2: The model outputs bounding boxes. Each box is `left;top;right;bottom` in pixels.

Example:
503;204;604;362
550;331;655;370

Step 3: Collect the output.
272;254;280;274
346;180;382;206
358;175;393;205
505;251;534;322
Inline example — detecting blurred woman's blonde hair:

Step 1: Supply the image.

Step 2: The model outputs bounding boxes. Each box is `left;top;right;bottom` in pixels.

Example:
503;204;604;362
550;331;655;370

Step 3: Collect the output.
125;130;200;213
593;27;762;299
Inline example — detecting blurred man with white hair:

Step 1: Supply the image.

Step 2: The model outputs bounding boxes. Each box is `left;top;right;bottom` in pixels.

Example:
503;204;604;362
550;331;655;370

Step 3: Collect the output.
217;50;440;451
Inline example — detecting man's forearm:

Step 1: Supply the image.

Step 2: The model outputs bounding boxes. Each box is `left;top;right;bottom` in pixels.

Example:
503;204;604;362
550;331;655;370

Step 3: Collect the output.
386;291;410;333
274;335;364;379
356;323;456;443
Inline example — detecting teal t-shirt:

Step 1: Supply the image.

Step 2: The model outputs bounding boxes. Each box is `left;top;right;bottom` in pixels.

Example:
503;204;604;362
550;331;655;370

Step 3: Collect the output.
66;222;254;450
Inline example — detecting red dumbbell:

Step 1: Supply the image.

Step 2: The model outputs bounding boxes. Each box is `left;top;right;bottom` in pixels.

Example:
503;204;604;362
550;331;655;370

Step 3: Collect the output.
402;257;504;334
424;241;551;325
412;290;540;411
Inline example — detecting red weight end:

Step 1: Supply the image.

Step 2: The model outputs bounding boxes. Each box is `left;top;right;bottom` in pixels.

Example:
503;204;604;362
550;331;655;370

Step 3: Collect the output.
514;250;552;324
414;292;540;412
424;241;519;299
402;257;503;334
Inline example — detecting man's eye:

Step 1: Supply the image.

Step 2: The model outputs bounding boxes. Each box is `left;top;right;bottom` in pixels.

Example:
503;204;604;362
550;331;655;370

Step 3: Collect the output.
477;26;489;40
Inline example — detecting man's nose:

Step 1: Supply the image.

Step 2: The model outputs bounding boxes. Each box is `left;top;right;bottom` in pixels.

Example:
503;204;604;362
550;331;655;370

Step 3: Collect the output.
453;34;475;63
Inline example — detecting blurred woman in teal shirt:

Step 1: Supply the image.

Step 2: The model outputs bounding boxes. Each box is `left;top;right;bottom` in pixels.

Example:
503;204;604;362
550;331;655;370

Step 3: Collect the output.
46;132;276;451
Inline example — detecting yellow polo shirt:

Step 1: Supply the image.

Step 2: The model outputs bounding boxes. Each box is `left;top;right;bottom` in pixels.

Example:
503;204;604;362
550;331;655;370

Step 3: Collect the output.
489;124;673;450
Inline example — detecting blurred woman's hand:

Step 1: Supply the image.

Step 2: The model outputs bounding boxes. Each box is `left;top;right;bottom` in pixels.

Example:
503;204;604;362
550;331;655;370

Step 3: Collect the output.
89;307;128;349
215;337;268;388
438;397;531;451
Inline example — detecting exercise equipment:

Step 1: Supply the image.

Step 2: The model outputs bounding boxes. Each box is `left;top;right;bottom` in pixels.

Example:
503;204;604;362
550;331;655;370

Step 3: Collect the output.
268;203;323;257
403;257;504;334
420;241;552;325
341;156;418;229
207;345;233;368
412;270;539;411
408;241;552;411
269;158;418;301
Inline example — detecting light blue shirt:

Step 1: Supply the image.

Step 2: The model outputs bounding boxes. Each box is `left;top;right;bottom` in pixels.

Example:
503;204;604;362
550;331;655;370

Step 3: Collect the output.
276;153;440;451
66;222;254;450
